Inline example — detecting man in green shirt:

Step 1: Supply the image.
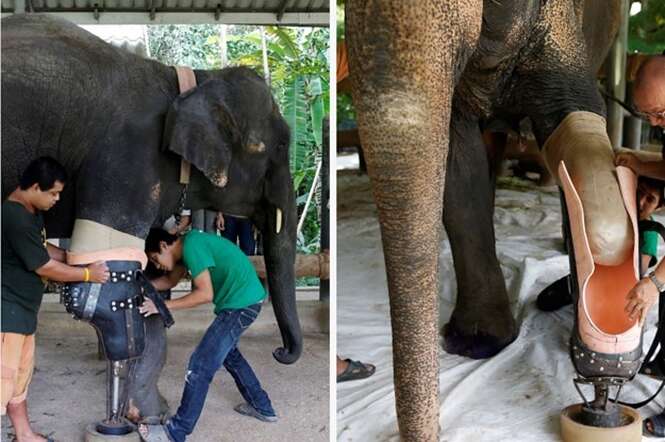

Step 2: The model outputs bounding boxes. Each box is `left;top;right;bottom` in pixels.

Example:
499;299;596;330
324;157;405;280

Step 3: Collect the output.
2;156;109;442
138;228;275;442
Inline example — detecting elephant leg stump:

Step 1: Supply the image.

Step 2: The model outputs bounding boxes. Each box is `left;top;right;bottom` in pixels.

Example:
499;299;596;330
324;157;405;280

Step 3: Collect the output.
558;163;643;442
62;260;174;440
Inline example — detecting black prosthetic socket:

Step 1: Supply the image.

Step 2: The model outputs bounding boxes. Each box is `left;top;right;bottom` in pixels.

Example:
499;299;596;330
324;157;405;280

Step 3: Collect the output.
63;261;174;361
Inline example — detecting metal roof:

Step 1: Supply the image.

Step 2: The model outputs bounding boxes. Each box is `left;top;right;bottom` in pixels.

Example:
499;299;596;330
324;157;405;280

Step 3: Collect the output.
1;0;328;25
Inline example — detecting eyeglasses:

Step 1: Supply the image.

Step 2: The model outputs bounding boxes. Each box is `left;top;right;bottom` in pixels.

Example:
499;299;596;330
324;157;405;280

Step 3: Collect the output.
633;108;665;121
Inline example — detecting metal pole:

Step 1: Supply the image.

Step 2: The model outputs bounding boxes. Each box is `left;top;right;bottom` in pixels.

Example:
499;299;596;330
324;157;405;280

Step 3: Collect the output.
320;118;330;302
624;85;642;149
606;0;629;148
219;24;228;67
260;27;271;87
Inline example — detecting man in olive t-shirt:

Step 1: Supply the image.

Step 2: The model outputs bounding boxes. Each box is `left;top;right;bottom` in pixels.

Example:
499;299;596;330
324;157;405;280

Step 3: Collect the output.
2;156;109;442
138;228;275;442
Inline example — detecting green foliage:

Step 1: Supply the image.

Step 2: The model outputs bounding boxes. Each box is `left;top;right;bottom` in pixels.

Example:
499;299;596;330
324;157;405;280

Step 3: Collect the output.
146;25;328;287
147;25;222;68
629;1;665;54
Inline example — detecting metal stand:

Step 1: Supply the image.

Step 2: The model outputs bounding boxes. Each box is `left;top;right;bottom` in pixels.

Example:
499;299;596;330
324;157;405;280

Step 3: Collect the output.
96;360;134;436
572;377;629;428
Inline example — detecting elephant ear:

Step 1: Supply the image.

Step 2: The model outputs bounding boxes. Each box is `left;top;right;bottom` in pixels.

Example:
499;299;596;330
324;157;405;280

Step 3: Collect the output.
162;81;242;188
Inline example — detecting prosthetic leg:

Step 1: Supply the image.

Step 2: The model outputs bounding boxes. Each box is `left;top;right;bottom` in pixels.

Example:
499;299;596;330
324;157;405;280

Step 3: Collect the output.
62;221;173;441
558;163;643;441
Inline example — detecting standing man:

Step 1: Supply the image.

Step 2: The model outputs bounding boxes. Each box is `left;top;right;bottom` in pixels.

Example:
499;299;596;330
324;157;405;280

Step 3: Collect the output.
137;228;275;442
614;54;665;437
2;156;109;442
615;55;665;179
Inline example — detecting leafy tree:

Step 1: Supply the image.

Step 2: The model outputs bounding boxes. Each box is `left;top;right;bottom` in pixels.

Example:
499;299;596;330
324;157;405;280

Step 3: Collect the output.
629;0;665;54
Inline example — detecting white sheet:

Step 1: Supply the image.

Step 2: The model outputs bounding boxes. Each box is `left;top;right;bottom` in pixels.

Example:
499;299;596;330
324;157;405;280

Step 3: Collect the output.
337;173;665;441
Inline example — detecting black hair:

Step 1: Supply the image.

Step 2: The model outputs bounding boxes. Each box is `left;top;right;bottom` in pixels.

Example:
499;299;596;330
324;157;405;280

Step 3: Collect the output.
19;156;68;191
145;228;179;253
638;176;665;208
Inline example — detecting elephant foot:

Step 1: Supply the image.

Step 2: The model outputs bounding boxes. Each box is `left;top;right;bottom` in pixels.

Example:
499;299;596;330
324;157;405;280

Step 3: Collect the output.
442;309;517;359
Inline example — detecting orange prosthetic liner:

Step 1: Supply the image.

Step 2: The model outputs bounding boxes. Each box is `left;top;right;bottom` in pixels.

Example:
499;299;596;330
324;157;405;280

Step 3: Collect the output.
558;163;642;439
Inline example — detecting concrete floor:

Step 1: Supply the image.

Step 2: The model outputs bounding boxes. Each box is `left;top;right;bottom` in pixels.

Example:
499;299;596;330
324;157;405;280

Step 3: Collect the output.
1;300;329;442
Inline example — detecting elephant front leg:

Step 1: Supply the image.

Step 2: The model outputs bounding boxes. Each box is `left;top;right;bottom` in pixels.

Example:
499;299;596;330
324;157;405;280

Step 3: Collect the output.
442;116;517;359
347;1;483;439
126;314;169;422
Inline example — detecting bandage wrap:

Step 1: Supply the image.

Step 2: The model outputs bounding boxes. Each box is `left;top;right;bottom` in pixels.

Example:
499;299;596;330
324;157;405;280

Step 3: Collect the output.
62;260;174;361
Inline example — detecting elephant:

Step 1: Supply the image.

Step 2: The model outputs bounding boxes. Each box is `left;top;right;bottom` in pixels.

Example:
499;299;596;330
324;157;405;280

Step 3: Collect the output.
347;0;624;439
2;14;301;420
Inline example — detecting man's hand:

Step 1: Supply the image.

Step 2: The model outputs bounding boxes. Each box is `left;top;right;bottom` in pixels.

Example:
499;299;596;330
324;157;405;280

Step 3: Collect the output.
216;212;225;232
625;277;660;325
88;260;110;283
615;152;642;173
139;298;158;317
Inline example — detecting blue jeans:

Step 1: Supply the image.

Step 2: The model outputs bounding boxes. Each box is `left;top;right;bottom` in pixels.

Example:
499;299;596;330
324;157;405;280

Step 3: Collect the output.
165;303;274;442
221;215;256;256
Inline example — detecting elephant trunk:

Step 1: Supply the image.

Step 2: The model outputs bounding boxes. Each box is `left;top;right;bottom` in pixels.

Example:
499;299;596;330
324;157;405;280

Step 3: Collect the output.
262;197;302;364
542;111;632;265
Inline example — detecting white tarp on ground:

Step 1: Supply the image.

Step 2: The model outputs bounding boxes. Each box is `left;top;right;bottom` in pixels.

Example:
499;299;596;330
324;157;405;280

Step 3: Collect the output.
337;172;665;442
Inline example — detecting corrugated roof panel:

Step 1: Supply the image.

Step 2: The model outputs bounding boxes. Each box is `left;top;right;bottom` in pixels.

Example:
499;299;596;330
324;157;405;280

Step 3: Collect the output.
2;0;328;12
0;0;326;11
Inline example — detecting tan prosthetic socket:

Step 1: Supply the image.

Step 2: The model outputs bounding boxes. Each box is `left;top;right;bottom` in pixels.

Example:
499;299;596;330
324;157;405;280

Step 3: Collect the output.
543;111;632;266
559;163;640;354
67;219;147;268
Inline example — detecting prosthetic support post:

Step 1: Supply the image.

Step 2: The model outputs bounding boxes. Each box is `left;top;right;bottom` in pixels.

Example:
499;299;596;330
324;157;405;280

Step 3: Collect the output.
63;220;173;438
543;113;643;441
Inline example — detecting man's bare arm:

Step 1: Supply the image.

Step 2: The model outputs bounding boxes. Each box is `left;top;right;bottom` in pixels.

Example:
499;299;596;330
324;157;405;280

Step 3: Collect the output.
46;243;66;262
149;264;187;291
36;259;109;283
164;269;214;311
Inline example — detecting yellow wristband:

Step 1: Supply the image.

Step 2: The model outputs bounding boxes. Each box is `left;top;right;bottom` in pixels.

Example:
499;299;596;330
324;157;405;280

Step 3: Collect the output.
84;267;90;282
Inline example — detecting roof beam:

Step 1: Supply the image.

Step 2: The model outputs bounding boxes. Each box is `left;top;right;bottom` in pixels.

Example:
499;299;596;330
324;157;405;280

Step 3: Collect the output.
276;0;288;21
0;11;328;26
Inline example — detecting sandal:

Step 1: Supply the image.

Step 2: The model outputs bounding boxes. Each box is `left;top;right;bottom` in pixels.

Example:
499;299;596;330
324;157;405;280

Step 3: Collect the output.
138;423;173;442
644;412;665;437
337;359;375;383
234;402;278;423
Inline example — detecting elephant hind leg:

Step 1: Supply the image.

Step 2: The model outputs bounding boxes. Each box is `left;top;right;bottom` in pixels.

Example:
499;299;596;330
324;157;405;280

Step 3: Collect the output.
442;114;517;359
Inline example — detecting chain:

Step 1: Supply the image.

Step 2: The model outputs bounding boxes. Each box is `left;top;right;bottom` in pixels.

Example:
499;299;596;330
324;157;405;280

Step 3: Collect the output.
176;183;188;215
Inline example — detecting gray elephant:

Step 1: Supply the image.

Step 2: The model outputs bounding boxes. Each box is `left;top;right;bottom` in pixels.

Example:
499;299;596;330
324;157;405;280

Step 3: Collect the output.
347;0;625;439
2;14;301;420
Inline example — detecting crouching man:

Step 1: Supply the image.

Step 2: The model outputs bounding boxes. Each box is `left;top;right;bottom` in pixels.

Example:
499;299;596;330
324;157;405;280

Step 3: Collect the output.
138;228;276;442
2;156;109;442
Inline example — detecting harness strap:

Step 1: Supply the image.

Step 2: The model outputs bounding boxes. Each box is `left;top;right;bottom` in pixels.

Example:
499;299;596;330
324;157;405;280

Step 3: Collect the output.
174;66;197;185
136;272;174;328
